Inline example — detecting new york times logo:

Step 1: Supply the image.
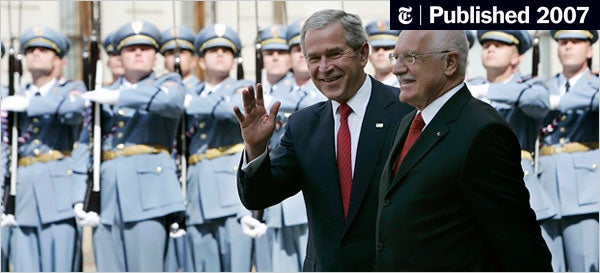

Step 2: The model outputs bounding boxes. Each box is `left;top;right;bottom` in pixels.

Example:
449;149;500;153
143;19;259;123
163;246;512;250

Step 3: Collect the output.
398;6;413;24
389;1;596;30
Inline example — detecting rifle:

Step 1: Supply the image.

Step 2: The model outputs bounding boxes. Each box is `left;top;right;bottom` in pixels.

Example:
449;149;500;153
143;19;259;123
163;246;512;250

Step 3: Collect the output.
173;25;188;205
83;1;102;213
3;38;23;217
235;1;244;80
3;0;23;217
531;30;540;78
168;2;187;231
254;1;263;84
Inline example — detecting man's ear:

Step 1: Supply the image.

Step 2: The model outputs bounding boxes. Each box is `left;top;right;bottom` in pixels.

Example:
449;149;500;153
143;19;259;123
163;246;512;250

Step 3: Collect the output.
444;52;459;76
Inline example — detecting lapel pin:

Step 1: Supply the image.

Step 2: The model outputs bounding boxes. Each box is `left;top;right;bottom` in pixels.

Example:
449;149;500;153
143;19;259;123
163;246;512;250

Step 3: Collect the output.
436;131;441;136
376;122;384;128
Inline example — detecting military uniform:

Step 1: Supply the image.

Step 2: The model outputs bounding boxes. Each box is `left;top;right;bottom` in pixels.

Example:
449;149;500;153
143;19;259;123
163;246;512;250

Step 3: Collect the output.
364;19;400;88
467;30;559;270
538;29;599;272
78;20;186;271
160;24;197;273
184;24;253;272
3;26;87;271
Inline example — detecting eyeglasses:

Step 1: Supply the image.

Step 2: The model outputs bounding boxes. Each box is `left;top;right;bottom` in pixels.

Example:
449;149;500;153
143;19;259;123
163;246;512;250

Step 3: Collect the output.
388;50;450;65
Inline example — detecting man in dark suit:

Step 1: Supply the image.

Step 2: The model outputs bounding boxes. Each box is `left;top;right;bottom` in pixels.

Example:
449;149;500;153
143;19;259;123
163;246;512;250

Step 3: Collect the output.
375;30;553;271
233;9;412;271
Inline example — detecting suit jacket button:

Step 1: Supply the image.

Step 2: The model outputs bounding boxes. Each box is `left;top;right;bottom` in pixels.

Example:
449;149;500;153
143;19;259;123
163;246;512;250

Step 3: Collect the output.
383;199;390;207
377;242;383;251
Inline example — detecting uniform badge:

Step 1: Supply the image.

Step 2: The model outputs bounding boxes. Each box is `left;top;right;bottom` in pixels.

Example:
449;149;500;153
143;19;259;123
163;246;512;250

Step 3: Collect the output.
270;25;280;38
131;21;144;34
170;27;179;38
214;24;227;38
377;20;386;32
34;26;44;37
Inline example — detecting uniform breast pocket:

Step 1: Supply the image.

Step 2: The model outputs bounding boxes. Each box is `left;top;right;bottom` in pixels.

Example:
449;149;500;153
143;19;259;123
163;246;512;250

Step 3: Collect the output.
573;150;599;205
135;155;180;210
211;152;241;207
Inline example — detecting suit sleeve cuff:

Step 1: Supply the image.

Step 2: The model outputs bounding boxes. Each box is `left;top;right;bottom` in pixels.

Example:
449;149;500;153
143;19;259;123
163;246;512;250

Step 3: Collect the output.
241;148;268;177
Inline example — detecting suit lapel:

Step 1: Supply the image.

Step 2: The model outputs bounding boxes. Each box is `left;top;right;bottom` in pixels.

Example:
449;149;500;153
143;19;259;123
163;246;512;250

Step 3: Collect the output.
344;82;396;228
311;101;347;226
385;87;472;195
380;112;412;192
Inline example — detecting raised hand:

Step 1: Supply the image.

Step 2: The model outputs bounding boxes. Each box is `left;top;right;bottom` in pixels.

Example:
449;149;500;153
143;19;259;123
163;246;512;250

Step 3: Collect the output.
233;83;281;161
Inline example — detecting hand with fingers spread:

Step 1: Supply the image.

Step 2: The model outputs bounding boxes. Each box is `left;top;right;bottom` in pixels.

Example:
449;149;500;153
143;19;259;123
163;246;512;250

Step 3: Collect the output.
233;83;281;161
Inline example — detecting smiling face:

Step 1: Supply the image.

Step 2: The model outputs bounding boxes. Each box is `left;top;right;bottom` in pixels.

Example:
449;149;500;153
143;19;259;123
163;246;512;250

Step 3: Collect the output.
304;22;368;104
392;30;462;110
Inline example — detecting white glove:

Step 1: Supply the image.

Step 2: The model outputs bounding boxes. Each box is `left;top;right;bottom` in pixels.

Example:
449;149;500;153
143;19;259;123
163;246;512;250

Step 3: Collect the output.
169;222;187;238
1;213;17;227
466;83;489;99
84;211;100;227
73;202;88;226
240;215;267;239
184;94;193;109
1;95;30;112
82;88;120;105
73;202;101;227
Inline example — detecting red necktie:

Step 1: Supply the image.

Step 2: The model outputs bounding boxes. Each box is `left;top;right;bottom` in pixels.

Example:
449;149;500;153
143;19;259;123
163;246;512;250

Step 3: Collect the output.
337;103;353;219
393;113;425;176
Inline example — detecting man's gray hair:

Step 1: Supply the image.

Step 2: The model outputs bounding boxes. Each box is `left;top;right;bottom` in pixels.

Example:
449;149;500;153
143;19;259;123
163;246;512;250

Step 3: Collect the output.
300;9;368;56
431;30;469;76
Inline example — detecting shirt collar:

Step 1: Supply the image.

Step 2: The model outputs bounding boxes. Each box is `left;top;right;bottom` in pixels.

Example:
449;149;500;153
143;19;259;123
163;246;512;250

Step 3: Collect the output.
28;77;58;97
561;68;588;89
420;82;464;127
331;74;371;120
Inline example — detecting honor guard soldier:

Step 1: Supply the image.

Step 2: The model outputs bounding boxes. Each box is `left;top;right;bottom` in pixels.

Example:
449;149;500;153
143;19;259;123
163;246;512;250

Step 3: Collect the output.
161;25;200;90
160;25;197;272
103;31;125;84
80;20;186;271
184;23;254;272
466;30;557;264
539;30;599;272
69;29;127;273
365;19;401;87
258;24;295;95
0;26;87;271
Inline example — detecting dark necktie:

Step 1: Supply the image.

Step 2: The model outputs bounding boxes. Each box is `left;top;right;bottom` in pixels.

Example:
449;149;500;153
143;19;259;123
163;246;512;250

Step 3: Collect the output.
393;113;425;176
565;81;570;93
337;103;352;219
